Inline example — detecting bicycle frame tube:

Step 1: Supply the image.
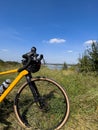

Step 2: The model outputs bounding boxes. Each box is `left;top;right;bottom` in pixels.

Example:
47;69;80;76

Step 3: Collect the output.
0;69;18;75
0;69;28;102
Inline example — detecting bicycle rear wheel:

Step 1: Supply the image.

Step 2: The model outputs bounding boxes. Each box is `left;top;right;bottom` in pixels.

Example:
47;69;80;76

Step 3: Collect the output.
14;77;69;130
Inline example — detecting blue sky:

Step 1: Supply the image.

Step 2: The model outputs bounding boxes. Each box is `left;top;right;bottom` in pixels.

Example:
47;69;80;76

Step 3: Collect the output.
0;0;98;64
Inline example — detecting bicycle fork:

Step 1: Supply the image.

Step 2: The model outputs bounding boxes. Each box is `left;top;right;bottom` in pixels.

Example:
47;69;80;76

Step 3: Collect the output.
25;74;46;109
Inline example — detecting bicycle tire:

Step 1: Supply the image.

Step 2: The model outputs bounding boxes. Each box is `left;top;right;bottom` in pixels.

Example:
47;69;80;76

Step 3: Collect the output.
14;77;69;130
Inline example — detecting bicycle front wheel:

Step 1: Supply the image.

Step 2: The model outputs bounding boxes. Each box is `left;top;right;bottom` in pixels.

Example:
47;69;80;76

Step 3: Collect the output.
14;77;69;130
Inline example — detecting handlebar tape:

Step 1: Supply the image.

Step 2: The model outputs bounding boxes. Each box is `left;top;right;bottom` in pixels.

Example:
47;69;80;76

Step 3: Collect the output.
18;55;31;72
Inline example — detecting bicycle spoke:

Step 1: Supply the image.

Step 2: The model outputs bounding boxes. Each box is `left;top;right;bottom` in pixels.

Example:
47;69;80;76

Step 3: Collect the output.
14;77;69;130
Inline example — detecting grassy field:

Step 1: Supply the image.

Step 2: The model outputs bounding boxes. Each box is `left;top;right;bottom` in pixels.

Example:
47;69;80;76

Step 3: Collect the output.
0;63;98;130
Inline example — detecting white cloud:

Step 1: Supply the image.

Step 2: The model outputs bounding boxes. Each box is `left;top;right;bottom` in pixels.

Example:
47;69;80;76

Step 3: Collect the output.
0;49;8;52
48;38;66;44
67;50;73;53
84;40;97;45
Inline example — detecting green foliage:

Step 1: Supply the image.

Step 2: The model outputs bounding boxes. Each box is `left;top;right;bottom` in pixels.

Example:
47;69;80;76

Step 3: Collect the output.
0;64;98;130
78;41;98;72
0;59;4;63
0;59;19;65
78;53;92;72
62;62;68;70
0;59;21;72
88;42;98;71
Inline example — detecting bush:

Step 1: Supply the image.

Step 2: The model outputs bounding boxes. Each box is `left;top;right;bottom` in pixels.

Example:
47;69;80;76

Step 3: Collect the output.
62;62;68;70
78;41;98;72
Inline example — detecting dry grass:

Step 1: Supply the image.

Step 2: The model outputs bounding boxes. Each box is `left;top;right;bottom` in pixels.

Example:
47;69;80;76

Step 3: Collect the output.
0;64;98;130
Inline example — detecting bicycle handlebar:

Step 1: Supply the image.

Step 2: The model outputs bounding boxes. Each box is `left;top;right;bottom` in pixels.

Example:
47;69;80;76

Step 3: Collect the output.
18;47;43;72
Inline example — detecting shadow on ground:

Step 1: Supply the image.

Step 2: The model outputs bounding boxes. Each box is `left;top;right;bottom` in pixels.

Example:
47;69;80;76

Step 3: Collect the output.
0;99;13;130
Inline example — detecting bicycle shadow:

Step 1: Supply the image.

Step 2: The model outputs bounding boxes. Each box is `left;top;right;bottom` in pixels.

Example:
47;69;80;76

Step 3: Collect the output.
21;91;55;126
0;99;13;129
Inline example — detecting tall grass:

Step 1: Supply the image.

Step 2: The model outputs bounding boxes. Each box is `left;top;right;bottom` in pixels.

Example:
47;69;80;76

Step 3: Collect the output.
0;64;98;130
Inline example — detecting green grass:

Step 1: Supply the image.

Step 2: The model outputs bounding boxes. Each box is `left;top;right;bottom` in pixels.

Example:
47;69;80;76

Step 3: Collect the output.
0;64;98;130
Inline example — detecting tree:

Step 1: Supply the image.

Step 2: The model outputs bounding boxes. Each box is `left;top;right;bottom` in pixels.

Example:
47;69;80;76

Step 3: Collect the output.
62;62;68;70
78;41;98;72
78;54;92;72
88;42;98;71
0;59;4;63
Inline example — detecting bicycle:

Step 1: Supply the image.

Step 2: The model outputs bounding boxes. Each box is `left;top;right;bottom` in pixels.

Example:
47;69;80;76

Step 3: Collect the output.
0;47;70;130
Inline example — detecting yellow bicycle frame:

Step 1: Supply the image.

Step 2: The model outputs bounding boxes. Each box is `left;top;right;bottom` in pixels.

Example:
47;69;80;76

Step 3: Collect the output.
0;69;28;102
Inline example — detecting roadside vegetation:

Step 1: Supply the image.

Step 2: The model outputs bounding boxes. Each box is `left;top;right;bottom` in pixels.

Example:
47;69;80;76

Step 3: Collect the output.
0;61;98;130
0;42;98;129
78;41;98;73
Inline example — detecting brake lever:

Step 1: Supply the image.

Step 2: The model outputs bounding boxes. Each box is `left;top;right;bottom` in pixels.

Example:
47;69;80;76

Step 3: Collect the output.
39;55;45;64
35;54;44;63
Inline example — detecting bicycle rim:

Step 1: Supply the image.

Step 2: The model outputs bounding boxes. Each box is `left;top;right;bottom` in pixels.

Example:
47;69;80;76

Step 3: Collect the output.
14;77;69;130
